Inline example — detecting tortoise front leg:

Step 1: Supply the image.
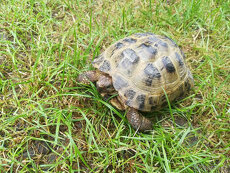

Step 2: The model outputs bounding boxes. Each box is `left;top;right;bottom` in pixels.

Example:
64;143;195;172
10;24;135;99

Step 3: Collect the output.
110;96;126;110
77;70;101;84
126;108;153;131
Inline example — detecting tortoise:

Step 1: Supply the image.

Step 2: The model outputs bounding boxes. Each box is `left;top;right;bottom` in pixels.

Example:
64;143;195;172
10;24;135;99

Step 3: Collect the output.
77;33;194;131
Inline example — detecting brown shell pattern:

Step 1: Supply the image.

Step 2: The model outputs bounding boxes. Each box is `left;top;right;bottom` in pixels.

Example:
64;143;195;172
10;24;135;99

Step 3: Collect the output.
92;33;194;111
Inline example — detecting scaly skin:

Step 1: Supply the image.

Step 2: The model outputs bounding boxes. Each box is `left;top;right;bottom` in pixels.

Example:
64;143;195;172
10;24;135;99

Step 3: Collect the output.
77;70;153;131
126;108;153;131
77;70;101;84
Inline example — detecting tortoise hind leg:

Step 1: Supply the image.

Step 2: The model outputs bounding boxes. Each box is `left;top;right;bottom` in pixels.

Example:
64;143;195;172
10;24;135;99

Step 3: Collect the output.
77;70;101;84
126;108;152;131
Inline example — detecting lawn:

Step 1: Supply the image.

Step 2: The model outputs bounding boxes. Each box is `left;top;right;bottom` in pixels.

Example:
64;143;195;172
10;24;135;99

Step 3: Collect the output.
0;0;229;172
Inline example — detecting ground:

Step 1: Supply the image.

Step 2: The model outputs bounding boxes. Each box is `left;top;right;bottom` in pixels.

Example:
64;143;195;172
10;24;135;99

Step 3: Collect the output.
0;0;229;172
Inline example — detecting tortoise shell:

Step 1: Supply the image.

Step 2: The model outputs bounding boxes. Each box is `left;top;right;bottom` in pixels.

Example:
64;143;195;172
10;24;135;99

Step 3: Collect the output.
92;33;194;111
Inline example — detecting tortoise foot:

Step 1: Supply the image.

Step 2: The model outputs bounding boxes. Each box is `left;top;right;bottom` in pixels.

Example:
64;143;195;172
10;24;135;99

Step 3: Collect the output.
126;108;153;131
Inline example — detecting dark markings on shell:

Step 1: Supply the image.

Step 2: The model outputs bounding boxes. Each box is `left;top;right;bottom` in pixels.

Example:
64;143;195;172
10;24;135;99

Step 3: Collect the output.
113;75;128;90
175;52;184;66
139;43;157;56
144;40;155;45
144;63;161;86
120;58;132;69
162;56;176;73
136;94;146;110
134;33;154;37
158;40;168;48
115;42;124;49
124;89;136;106
145;78;152;86
118;48;139;73
123;38;137;43
99;60;111;72
124;89;136;100
144;64;161;78
121;49;139;63
111;43;124;56
148;36;159;43
92;55;104;65
144;64;161;86
119;56;138;75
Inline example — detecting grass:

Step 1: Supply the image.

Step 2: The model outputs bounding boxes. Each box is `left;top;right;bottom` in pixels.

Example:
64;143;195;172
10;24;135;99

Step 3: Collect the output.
0;0;229;172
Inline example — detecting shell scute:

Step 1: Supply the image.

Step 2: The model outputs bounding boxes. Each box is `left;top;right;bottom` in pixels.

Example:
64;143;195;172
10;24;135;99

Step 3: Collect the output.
123;38;137;43
144;64;161;79
113;75;128;90
115;42;124;49
162;56;176;73
137;43;157;60
116;49;140;76
124;89;136;106
99;60;111;72
144;63;161;86
121;49;139;63
136;94;146;110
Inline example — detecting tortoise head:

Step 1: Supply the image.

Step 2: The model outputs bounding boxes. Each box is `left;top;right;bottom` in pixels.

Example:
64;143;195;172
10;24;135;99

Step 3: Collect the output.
96;74;114;93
